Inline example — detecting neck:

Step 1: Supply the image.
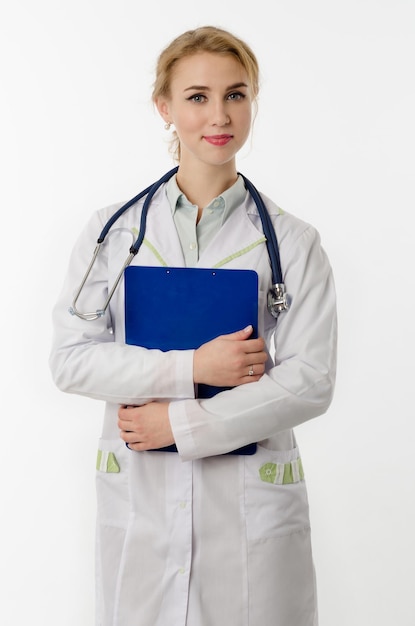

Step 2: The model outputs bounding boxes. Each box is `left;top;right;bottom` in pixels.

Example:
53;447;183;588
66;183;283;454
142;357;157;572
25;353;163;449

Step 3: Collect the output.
176;161;238;208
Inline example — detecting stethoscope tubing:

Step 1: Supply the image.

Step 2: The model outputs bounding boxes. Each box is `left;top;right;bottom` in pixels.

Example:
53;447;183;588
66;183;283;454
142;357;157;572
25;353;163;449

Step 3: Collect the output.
238;173;283;287
97;166;283;283
69;167;287;320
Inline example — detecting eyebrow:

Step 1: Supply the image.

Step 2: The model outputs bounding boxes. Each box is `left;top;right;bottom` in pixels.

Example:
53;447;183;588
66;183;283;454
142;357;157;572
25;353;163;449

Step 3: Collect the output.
183;82;249;92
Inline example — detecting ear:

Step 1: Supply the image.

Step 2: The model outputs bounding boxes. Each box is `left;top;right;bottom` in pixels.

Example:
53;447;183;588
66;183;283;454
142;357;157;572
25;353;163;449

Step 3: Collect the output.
155;97;171;124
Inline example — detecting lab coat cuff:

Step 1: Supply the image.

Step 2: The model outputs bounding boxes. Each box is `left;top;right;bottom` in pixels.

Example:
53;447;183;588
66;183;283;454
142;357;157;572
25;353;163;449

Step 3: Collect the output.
168;400;198;460
172;350;196;399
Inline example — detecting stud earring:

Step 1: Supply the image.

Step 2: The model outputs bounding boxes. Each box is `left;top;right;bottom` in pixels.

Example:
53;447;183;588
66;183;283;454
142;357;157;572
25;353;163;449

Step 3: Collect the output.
164;122;171;131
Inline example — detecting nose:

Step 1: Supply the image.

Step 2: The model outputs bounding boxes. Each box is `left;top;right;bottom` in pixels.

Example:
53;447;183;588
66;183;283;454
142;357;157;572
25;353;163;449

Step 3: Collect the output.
210;99;230;126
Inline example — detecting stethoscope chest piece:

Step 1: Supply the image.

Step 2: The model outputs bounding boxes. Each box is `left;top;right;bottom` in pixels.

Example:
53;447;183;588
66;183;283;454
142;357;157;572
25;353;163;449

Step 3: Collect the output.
267;283;289;319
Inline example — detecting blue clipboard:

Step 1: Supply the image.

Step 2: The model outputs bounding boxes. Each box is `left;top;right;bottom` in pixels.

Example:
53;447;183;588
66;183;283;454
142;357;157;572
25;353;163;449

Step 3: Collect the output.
124;266;258;455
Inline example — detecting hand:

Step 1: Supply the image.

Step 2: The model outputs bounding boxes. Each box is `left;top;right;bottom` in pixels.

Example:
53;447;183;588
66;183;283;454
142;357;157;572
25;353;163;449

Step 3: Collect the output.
118;402;174;451
193;325;267;387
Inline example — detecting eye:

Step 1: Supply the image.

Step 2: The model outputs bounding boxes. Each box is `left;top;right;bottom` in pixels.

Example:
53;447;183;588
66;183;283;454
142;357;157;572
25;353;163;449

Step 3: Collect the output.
227;91;246;101
187;94;207;103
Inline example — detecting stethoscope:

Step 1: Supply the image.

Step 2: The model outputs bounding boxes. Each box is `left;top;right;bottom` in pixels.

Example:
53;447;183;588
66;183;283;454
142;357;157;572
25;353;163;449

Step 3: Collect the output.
69;167;289;321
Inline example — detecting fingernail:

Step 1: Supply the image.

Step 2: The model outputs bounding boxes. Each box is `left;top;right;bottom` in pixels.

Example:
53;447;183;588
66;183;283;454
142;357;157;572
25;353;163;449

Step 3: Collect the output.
243;325;253;332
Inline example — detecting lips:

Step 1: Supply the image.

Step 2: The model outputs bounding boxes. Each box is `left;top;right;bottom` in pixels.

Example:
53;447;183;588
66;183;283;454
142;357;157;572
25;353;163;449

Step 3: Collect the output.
203;134;233;146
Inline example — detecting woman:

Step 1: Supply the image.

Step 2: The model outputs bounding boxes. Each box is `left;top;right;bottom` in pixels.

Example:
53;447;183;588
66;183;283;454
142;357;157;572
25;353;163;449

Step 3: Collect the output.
50;25;337;626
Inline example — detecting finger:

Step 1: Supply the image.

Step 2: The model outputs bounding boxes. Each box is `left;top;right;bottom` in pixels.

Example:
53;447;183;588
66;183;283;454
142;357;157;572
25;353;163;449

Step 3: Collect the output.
118;418;132;431
240;337;266;354
244;354;268;369
242;373;263;383
127;442;150;452
118;405;135;420
118;410;139;429
120;428;142;444
222;325;254;341
244;362;266;379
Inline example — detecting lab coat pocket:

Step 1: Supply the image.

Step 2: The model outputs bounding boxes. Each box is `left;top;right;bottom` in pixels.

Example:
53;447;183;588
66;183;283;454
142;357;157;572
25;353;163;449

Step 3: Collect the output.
96;438;130;528
244;444;310;541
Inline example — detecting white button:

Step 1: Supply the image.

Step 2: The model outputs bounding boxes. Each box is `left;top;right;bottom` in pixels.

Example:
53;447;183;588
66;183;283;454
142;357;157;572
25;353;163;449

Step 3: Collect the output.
189;242;197;250
179;567;185;575
213;201;220;208
179;501;186;509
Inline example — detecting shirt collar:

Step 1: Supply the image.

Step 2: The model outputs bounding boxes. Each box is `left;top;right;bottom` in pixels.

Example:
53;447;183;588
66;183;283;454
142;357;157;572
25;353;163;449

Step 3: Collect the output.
166;174;247;221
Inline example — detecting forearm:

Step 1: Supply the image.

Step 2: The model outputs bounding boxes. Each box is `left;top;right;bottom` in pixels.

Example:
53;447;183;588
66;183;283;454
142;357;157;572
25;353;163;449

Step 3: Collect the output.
50;336;195;405
169;360;335;460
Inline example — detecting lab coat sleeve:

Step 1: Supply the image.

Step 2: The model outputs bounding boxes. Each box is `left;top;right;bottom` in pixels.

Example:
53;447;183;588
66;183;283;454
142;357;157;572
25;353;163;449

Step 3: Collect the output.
49;209;195;405
168;223;337;460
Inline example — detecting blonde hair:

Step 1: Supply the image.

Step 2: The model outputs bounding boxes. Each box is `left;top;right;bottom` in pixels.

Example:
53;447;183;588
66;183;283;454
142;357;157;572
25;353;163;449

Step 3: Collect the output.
152;26;260;161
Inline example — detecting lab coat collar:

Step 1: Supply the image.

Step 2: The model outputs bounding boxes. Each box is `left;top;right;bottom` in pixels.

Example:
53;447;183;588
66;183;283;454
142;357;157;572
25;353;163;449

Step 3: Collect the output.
137;184;267;269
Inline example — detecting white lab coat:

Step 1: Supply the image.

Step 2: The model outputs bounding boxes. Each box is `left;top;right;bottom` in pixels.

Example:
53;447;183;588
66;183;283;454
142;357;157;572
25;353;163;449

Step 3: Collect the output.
50;180;337;626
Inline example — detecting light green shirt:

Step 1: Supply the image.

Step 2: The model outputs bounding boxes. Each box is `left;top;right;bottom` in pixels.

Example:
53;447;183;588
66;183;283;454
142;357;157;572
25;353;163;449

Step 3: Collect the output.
166;174;247;267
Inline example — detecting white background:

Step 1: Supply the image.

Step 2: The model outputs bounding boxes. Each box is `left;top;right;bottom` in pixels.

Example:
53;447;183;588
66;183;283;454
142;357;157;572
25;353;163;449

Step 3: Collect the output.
1;1;414;624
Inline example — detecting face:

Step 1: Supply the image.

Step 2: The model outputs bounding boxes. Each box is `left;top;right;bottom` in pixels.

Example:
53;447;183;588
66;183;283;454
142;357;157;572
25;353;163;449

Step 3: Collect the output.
156;52;253;168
